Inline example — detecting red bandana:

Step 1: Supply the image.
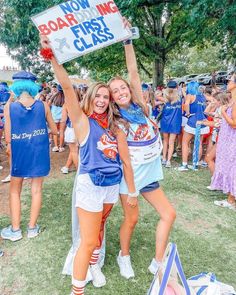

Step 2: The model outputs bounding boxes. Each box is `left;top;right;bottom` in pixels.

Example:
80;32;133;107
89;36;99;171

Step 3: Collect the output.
90;112;109;129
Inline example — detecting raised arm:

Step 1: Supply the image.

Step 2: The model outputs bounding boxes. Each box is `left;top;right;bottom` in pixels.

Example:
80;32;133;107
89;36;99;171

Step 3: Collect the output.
123;20;144;107
40;35;88;143
124;43;144;106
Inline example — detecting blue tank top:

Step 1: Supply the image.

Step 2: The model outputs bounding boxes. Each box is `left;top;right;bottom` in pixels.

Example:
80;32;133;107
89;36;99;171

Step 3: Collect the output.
160;98;182;134
10;100;50;177
0;92;10;104
79;118;122;186
187;94;207;128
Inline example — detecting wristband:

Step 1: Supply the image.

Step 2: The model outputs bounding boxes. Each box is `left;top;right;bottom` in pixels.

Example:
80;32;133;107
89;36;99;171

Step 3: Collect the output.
128;191;139;198
123;39;133;46
40;48;54;61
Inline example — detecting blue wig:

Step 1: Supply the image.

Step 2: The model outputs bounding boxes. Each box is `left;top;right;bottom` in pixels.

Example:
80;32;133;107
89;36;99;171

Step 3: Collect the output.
10;80;40;99
186;81;200;95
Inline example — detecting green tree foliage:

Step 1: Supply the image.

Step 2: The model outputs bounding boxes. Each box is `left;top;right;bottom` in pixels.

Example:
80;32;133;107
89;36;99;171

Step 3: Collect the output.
183;0;236;59
78;0;192;86
0;0;62;81
166;43;227;78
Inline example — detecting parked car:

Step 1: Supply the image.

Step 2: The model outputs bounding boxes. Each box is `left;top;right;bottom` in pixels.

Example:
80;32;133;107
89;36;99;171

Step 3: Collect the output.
176;74;199;85
200;74;212;85
215;71;228;84
196;73;210;83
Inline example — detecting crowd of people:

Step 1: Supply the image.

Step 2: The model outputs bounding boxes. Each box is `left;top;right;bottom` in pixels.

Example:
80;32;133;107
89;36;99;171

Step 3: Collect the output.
0;23;235;295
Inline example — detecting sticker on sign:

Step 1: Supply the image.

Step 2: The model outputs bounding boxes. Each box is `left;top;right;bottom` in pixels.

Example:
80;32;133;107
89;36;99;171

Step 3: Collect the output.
32;0;132;64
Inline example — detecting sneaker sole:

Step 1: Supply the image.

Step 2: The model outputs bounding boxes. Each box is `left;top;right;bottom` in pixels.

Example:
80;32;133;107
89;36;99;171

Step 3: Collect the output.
27;232;40;239
1;234;23;242
117;257;135;279
148;265;156;275
92;280;106;288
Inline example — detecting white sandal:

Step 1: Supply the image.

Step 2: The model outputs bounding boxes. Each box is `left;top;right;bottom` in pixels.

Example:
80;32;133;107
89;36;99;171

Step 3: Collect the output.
214;200;236;210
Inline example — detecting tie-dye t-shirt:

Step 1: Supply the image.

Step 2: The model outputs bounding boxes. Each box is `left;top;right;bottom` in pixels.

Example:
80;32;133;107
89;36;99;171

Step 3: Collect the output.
119;117;163;194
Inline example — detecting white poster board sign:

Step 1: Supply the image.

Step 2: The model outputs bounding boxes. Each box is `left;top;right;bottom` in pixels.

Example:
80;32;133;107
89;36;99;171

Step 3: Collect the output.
32;0;132;64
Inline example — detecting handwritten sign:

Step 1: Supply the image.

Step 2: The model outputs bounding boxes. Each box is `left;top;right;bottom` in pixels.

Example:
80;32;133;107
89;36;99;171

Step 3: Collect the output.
32;0;132;64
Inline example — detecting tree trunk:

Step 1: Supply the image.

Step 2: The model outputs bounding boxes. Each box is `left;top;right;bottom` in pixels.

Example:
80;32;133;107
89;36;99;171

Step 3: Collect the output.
152;56;165;88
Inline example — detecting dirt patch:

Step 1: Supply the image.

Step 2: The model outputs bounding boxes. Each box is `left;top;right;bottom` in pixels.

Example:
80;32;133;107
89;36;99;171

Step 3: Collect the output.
0;144;71;216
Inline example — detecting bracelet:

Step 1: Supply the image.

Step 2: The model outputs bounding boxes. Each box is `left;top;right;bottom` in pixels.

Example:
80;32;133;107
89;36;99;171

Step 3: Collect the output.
128;191;139;198
123;39;133;46
40;48;54;61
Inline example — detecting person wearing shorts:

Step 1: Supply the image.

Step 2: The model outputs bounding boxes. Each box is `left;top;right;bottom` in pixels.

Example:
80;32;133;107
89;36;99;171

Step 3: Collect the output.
108;19;176;280
42;34;136;295
48;85;65;152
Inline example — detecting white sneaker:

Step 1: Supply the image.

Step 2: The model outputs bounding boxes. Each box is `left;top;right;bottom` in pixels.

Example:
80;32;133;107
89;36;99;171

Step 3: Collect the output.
188;165;199;171
90;263;106;288
200;161;208;168
59;147;65;153
148;258;161;275
161;159;167;166
214;200;236;210
2;174;11;183
117;250;135;279
207;185;216;191
61;166;69;174
177;165;188;172
172;152;178;158
165;161;171;168
52;146;59;152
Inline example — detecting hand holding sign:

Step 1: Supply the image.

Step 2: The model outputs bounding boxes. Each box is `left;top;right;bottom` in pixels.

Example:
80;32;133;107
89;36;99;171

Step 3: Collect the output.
32;0;132;64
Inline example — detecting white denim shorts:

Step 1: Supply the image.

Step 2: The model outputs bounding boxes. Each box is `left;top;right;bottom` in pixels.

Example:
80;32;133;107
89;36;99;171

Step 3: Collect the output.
75;173;119;212
184;124;210;135
65;127;76;143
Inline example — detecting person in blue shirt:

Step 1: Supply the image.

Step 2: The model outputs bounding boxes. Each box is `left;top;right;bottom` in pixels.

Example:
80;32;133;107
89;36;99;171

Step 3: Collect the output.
178;82;209;171
1;71;57;242
41;35;136;295
160;81;182;168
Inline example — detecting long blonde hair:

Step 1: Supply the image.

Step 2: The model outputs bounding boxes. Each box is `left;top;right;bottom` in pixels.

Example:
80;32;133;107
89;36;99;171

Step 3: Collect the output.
80;82;118;133
213;92;231;106
163;87;179;104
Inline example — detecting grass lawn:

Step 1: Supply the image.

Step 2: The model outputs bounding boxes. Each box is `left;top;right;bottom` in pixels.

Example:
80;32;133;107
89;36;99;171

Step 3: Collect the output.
0;168;235;294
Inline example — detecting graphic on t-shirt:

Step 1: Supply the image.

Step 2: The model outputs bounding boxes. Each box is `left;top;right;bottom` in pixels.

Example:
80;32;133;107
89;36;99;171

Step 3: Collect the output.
133;125;151;141
97;131;118;160
129;124;155;141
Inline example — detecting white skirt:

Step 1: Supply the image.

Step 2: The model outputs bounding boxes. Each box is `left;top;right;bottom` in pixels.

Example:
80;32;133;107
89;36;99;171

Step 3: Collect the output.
184;124;210;135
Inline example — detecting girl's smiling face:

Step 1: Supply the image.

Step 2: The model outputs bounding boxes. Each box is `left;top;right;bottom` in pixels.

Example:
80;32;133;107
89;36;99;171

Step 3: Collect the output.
109;79;132;108
92;87;110;114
